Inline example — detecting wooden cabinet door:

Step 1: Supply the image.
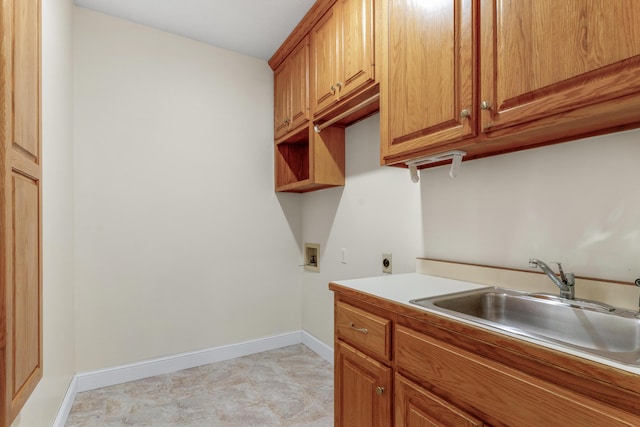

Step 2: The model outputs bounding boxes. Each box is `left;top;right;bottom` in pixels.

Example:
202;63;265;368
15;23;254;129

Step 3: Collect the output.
1;0;43;424
311;5;339;115
287;36;310;132
396;326;640;426
338;0;375;99
381;0;476;164
480;0;640;134
395;374;483;427
274;37;309;140
335;341;392;427
273;61;290;139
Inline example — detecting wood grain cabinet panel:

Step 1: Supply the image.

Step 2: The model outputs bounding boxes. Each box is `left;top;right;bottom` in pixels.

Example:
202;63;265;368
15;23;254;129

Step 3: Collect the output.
395;374;483;427
311;5;340;114
11;173;41;403
336;0;375;101
311;0;375;117
1;0;43;425
381;0;640;166
273;62;290;139
380;0;476;163
480;0;640;134
396;325;639;426
335;341;392;427
335;301;391;361
288;40;311;133
13;0;40;160
274;37;310;140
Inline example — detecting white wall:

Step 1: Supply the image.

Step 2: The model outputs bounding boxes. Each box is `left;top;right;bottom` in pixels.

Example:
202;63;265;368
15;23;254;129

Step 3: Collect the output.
12;0;76;426
301;114;422;346
11;3;639;424
70;0;640;380
420;128;640;283
73;8;302;371
300;117;640;347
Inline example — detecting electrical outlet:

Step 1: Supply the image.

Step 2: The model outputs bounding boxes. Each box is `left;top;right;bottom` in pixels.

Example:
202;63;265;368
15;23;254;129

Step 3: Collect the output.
382;253;392;274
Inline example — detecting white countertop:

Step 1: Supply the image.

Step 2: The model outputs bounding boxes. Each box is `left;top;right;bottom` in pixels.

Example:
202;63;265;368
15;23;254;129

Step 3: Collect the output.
332;272;487;302
331;273;640;375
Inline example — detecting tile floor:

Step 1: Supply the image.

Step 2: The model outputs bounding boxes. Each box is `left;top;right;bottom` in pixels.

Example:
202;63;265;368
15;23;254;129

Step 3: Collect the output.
65;344;334;426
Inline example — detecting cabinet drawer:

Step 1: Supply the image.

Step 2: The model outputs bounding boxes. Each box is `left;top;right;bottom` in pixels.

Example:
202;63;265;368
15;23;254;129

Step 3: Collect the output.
336;302;391;362
396;325;638;426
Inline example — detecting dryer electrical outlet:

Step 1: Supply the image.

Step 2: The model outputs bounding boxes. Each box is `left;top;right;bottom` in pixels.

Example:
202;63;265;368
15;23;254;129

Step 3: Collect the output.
382;253;392;274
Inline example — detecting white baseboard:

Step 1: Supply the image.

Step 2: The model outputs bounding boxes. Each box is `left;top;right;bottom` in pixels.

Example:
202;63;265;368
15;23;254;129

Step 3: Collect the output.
56;330;334;426
53;376;77;427
302;331;334;365
76;331;303;392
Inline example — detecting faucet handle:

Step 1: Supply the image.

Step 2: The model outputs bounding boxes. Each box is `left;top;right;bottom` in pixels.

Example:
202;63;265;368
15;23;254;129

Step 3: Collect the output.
565;272;575;286
553;261;571;284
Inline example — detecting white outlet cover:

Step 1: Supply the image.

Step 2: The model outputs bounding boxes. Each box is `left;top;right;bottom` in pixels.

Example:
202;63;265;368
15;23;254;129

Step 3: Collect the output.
382;253;392;274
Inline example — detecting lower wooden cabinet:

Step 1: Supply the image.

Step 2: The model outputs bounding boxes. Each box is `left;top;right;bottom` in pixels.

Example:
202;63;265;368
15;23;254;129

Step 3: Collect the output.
331;289;640;427
335;341;392;427
395;374;483;427
395;325;639;426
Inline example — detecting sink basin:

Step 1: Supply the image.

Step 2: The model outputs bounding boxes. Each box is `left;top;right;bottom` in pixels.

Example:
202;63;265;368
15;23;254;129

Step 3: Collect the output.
410;287;640;366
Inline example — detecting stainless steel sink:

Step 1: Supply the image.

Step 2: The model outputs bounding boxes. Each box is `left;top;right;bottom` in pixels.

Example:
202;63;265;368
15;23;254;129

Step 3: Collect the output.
410;287;640;366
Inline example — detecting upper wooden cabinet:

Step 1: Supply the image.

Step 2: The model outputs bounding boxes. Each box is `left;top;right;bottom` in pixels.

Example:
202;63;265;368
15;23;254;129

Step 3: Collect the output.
1;0;43;425
381;0;640;166
274;36;310;140
311;0;376;117
380;0;476;163
480;0;640;134
270;0;379;193
310;5;340;115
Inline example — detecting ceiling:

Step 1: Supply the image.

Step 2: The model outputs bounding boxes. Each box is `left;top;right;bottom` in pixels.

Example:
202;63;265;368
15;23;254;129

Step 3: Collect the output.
74;0;317;61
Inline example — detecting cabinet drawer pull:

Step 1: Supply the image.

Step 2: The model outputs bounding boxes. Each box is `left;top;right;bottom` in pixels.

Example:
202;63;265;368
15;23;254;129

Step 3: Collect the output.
376;386;384;395
349;322;368;334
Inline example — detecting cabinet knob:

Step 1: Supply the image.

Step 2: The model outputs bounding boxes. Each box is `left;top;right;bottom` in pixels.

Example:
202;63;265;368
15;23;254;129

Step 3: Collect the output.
480;100;492;110
331;85;336;94
284;118;290;125
376;386;384;396
460;109;471;119
335;82;343;90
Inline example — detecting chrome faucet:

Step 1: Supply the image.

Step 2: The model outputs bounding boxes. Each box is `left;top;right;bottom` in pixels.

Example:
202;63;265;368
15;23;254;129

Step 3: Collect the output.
529;258;575;299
